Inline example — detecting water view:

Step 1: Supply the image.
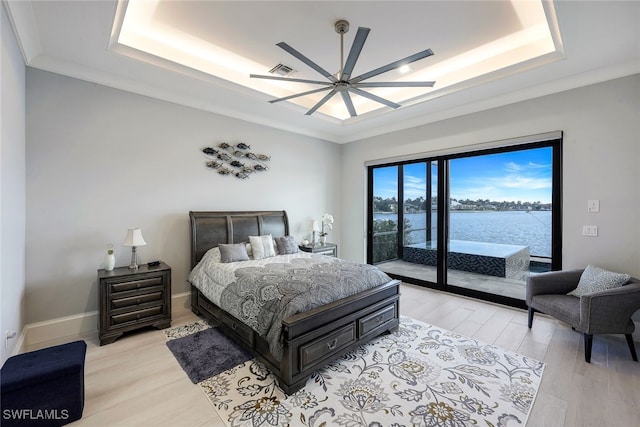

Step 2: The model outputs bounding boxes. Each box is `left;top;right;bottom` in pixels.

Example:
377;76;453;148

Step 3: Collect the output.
375;210;551;257
370;144;558;301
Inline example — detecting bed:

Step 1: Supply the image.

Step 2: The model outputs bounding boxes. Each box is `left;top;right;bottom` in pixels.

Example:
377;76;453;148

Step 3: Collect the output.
188;210;400;394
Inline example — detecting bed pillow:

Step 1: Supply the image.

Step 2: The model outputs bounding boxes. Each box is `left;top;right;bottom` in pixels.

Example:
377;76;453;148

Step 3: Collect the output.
218;243;250;263
275;236;299;255
202;247;221;263
568;264;631;297
249;235;276;259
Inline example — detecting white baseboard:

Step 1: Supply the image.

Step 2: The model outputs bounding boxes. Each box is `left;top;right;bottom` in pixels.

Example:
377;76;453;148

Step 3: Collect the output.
15;292;192;353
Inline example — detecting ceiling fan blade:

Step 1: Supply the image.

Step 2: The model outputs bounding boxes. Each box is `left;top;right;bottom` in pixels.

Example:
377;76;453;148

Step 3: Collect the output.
268;86;333;103
277;42;338;83
305;89;338;115
349;87;400;109
341;27;370;81
340;91;357;117
350;48;434;83
250;74;333;86
354;81;436;88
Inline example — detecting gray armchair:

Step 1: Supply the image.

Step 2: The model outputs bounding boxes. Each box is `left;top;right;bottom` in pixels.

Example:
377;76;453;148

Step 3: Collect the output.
526;269;640;362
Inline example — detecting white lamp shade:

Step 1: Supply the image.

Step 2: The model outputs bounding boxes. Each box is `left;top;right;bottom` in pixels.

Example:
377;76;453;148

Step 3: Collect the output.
123;228;147;247
312;221;320;232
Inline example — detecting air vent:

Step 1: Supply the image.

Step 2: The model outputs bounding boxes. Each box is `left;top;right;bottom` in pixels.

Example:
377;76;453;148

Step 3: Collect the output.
269;63;295;77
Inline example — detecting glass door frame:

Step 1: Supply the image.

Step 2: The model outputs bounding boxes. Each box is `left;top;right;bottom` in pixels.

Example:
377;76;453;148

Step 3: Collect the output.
367;137;563;309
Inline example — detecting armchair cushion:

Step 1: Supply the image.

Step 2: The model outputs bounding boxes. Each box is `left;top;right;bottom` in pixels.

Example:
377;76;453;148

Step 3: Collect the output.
568;264;630;297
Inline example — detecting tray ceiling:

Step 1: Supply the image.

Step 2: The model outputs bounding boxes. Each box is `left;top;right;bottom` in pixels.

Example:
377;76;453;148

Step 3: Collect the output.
5;1;640;143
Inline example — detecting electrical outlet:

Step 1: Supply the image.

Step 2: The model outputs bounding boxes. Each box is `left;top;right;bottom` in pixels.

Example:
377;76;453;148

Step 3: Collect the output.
588;199;600;213
5;330;17;349
582;225;598;237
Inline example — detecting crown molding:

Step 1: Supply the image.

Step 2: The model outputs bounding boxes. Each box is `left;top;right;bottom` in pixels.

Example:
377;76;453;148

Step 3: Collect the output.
3;0;41;63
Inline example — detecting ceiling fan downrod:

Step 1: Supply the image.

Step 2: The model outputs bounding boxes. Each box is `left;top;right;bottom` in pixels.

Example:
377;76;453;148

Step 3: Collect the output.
335;20;349;80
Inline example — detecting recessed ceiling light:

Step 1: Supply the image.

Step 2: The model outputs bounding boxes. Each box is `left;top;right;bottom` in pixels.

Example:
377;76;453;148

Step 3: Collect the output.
399;65;411;74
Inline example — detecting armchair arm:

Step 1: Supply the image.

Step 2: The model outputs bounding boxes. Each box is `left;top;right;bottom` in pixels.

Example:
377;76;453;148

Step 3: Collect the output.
526;269;584;305
579;279;640;334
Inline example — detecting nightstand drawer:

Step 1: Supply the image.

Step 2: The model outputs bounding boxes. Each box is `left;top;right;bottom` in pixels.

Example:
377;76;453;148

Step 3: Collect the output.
111;291;163;309
110;276;164;293
300;323;355;371
298;243;337;257
314;248;335;256
111;305;163;325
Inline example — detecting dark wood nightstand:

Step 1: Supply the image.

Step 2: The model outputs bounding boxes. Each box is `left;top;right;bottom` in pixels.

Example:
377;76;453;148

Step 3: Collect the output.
299;243;337;257
97;262;171;345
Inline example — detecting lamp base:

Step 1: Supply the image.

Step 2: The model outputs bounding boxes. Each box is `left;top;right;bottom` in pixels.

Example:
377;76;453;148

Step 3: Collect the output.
128;246;139;270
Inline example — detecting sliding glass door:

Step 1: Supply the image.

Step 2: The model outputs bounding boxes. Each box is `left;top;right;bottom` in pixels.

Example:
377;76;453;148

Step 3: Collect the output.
371;166;399;264
367;137;562;308
401;161;439;283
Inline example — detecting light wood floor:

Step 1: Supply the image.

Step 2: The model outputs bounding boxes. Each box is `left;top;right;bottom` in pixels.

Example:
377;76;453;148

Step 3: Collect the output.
25;283;640;426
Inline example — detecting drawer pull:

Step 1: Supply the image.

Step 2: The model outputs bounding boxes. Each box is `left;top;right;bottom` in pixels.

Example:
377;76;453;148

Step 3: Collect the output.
231;323;238;331
376;315;384;324
327;339;338;350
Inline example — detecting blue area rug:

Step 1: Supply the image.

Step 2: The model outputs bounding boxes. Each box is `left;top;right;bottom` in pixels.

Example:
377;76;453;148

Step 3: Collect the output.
165;321;252;384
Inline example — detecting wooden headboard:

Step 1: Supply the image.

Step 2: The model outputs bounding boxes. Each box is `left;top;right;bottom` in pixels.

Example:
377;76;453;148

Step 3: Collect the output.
189;211;289;268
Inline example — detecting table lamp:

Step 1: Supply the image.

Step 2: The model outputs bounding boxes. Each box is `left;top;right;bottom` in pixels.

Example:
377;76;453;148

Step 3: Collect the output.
123;228;146;269
312;220;320;247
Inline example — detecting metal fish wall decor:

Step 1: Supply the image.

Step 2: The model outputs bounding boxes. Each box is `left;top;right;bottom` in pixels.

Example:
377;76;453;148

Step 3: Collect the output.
202;142;270;179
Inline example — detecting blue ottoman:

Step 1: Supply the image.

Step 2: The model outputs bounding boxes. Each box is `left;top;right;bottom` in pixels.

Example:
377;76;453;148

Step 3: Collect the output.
1;340;87;426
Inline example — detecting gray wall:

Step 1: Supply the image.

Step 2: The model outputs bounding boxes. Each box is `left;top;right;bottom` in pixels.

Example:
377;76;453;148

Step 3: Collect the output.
1;3;27;363
341;75;640;281
25;69;341;324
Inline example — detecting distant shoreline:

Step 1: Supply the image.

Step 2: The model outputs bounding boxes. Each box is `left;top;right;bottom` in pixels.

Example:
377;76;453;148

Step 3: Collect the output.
374;209;552;214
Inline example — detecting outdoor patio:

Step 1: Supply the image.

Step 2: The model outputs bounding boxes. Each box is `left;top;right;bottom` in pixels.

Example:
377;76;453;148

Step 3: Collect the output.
376;259;528;300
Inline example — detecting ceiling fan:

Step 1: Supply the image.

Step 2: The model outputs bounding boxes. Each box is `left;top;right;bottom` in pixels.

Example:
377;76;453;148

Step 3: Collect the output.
250;20;436;117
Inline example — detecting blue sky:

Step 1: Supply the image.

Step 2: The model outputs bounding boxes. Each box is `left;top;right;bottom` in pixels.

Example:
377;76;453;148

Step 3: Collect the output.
374;147;552;203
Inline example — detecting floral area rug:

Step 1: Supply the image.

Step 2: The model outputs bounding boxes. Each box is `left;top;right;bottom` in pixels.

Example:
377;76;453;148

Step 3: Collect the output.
171;317;544;427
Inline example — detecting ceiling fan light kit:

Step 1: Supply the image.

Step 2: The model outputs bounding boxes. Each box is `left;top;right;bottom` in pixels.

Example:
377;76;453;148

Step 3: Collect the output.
250;20;436;117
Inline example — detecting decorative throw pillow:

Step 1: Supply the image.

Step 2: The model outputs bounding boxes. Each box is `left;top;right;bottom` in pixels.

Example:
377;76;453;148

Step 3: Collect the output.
275;236;299;255
249;235;275;259
218;243;250;263
568;264;631;297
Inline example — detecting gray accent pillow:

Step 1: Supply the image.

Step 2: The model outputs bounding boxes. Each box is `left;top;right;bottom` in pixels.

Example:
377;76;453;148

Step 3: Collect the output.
275;236;299;255
218;243;250;263
568;264;630;297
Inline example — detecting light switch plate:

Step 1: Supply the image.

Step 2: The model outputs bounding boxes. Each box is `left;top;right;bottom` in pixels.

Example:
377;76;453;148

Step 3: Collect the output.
582;225;598;236
587;199;600;213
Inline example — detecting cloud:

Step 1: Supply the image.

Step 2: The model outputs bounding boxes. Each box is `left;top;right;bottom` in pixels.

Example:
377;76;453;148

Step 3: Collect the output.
504;161;523;172
451;172;551;202
403;175;428;199
497;174;551;190
527;161;551;169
